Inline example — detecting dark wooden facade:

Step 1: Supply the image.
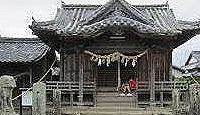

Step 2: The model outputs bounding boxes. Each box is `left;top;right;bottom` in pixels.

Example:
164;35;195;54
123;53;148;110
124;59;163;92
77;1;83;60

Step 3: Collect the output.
30;0;200;107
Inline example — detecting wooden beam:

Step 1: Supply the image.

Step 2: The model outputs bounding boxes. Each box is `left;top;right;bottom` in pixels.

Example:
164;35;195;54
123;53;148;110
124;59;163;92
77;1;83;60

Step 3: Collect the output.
29;65;33;86
150;53;155;107
93;63;97;107
169;50;173;81
117;60;121;89
160;82;164;107
14;72;29;79
60;38;64;81
79;54;84;105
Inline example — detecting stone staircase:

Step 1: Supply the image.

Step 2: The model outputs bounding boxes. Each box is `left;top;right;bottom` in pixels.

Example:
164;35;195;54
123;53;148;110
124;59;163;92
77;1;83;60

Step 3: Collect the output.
60;92;172;115
96;92;137;108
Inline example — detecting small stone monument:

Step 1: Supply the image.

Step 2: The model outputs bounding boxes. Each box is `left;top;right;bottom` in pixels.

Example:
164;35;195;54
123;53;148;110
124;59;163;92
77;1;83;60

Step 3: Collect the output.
32;82;46;115
0;75;18;115
189;84;200;114
172;89;179;113
53;89;61;115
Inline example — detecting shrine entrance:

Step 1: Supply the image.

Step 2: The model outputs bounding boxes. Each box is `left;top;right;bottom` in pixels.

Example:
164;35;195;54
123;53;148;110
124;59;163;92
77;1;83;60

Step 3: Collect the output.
96;60;137;91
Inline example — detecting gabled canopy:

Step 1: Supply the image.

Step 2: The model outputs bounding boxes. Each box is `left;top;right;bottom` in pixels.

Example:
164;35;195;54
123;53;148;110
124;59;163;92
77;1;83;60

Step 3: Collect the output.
82;0;155;26
30;0;200;48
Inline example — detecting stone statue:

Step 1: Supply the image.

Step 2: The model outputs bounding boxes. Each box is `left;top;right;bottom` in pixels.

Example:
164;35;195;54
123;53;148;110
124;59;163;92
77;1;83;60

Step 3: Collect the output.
0;75;18;115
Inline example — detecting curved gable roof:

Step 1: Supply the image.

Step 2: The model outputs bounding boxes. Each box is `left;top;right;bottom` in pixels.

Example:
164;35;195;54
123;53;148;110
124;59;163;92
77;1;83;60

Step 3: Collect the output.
82;0;155;26
30;0;200;49
31;1;184;36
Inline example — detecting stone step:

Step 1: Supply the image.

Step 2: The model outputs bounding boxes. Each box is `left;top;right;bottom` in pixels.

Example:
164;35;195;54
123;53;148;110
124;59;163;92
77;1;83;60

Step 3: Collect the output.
97;92;118;96
96;103;135;108
97;95;135;102
61;107;172;115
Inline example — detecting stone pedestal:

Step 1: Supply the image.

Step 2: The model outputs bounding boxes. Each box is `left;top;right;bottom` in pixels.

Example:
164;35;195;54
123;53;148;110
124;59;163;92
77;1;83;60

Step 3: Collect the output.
0;75;18;115
32;82;46;115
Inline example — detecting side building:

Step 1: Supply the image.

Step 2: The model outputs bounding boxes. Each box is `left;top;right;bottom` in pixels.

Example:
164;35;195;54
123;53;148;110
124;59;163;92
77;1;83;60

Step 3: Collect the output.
0;37;55;106
182;51;200;77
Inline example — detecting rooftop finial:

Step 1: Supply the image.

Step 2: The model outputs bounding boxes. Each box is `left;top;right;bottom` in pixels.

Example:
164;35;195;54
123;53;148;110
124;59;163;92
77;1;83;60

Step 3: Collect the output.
32;17;36;22
61;1;66;8
166;1;169;8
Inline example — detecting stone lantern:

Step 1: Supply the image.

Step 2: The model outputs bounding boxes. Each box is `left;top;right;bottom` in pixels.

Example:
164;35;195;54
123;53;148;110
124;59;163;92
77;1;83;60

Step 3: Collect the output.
0;75;18;115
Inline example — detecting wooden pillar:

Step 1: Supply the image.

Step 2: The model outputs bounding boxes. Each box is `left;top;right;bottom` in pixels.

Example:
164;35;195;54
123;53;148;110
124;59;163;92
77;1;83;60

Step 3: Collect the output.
32;82;46;115
160;82;164;107
169;50;173;81
132;91;138;108
60;38;64;81
150;54;155;107
78;54;84;105
93;64;97;107
29;65;33;86
53;89;61;115
70;92;74;107
117;60;121;89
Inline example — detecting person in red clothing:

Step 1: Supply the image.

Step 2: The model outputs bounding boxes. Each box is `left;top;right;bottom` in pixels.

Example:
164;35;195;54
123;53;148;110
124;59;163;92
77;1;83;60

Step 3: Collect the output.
129;77;138;92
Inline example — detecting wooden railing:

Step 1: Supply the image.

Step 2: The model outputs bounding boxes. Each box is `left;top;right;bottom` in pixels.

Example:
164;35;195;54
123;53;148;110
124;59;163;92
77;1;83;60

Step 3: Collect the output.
46;81;95;92
46;81;187;92
138;81;188;91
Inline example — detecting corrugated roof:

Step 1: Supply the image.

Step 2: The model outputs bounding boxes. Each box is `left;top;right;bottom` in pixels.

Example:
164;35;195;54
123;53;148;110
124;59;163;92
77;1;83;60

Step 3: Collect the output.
0;37;50;63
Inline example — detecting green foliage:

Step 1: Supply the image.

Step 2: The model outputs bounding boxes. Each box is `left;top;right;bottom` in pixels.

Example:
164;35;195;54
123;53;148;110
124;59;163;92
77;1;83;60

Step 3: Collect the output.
175;75;200;84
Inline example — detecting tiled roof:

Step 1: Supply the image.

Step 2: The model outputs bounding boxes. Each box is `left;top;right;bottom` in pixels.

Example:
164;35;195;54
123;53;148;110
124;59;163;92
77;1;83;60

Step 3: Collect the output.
178;20;200;31
30;0;200;37
0;37;50;63
30;0;200;49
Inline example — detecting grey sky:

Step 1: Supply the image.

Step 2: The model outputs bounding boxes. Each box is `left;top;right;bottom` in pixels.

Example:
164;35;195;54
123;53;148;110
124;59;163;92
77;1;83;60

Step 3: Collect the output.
0;0;200;66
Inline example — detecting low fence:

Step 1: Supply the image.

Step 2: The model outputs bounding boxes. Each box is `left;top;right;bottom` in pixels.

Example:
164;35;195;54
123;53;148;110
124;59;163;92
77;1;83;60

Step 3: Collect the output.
14;81;189;115
46;81;95;91
46;81;95;106
46;81;187;92
138;81;188;91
